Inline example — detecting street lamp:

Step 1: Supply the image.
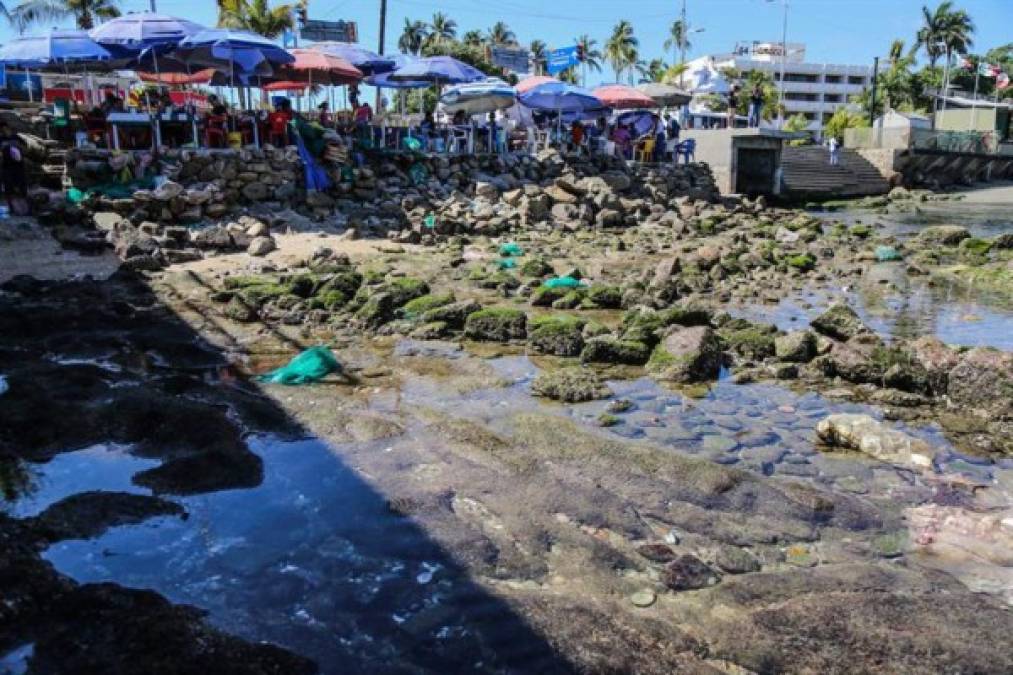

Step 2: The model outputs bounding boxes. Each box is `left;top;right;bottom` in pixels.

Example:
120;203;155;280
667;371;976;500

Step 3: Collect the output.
766;0;789;128
677;0;706;88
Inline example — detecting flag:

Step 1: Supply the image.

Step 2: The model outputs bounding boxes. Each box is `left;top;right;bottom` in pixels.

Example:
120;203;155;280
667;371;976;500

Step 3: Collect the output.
978;62;999;77
998;73;1011;90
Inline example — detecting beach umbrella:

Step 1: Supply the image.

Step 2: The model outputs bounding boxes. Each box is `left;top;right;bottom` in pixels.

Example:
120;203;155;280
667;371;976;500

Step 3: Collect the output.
263;80;309;92
440;78;515;114
635;82;692;107
0;29;113;68
137;68;215;85
388;56;485;85
275;48;362;85
592;84;657;109
366;54;428;89
174;29;295;81
616;110;661;138
518;81;606;114
90;12;204;57
310;42;395;75
515;75;557;94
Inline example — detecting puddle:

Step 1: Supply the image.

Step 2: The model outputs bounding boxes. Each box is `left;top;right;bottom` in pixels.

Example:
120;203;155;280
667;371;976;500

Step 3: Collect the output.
0;644;33;675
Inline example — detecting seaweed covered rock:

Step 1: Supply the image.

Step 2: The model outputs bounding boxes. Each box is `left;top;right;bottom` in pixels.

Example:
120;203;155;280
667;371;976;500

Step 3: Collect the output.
531;367;611;402
775;330;817;363
580;336;651;365
947;347;1013;417
810;304;870;341
528;314;586;357
464;307;528;341
647;326;723;383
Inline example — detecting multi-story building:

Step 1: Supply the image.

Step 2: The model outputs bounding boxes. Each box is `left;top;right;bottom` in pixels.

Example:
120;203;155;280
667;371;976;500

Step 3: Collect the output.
684;42;873;133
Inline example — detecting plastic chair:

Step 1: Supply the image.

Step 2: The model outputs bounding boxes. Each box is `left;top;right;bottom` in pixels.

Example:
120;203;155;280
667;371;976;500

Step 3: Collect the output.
676;139;696;164
634;137;656;162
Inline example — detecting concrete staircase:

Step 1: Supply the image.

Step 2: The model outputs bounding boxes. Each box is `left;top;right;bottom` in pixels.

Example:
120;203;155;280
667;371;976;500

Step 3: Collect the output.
781;146;890;199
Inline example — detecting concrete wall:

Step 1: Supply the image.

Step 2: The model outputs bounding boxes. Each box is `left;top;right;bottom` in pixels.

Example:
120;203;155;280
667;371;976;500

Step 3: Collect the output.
681;128;784;195
935;108;998;133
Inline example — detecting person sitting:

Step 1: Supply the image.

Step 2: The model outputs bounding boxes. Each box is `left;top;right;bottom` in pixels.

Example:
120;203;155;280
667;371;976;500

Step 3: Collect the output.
452;110;467;126
611;123;631;158
570;120;585;153
318;101;333;127
354;101;373;126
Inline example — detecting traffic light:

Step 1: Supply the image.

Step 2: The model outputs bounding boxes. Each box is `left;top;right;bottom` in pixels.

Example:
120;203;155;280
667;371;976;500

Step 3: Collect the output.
295;2;308;28
576;43;585;62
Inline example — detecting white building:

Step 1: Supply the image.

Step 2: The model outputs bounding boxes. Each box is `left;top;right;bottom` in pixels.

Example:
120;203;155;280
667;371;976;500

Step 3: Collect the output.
685;42;873;132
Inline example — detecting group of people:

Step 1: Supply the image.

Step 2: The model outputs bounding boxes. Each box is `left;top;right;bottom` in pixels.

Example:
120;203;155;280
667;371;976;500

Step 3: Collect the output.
555;112;684;161
724;84;766;128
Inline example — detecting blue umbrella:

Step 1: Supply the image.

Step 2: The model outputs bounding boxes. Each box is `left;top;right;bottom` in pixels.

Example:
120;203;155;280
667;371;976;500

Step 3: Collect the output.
174;29;294;80
0;29;113;68
441;78;515;114
311;42;395;75
388;56;485;85
90;12;205;57
365;54;428;89
518;81;606;115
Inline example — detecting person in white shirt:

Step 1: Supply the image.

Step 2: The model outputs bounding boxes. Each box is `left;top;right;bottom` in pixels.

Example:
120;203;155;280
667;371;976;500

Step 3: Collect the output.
828;135;840;166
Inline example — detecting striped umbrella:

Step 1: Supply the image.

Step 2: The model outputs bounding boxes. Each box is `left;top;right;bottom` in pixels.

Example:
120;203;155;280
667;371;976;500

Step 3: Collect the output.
592;84;657;109
440;78;515;114
515;75;557;94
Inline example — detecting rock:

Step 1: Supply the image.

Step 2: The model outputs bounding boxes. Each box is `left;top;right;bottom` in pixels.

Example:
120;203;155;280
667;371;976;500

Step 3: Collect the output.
152;180;183;201
947;347;1013;416
247;236;276;257
464;307;527;341
917;225;970;246
906;336;960;395
714;546;761;574
662;554;719;591
420;300;481;329
647;326;723;383
810;304;870;341
305;191;334;209
191;226;234;250
652;257;681;286
580;336;651;365
531;368;610;402
241;182;269;201
815;413;936;470
474;181;499;199
993;232;1013;249
774;330;816;362
630;590;657;608
528;315;586;357
693;245;721;270
636;543;678;563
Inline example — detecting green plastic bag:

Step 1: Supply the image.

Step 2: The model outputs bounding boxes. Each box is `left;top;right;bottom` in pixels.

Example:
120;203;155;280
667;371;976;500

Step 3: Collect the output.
499;242;523;257
423;213;436;229
66;187;86;204
498;257;517;269
256;346;341;385
403;137;422;152
543;276;581;289
875;245;902;261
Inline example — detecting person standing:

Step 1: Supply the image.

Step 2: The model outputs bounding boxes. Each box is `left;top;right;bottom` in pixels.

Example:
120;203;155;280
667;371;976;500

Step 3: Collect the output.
0;123;27;214
828;135;840;166
726;85;739;129
748;84;764;127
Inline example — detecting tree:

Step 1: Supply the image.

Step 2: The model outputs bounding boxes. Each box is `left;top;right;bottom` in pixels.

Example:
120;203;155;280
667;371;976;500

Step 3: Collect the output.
915;2;974;67
398;18;429;55
823;108;868;140
663;20;691;63
529;39;547;76
461;30;483;47
486;21;515;46
605;20;638;84
642;58;667;83
421;39;498;77
11;0;119;31
783;113;809;132
575;34;603;73
218;0;292;38
558;67;579;84
426;11;457;46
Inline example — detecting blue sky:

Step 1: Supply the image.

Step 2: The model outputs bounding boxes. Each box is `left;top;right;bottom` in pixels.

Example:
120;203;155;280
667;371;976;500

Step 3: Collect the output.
1;0;1010;86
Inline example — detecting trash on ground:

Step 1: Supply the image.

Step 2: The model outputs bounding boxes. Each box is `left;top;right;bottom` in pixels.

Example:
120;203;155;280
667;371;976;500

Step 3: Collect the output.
256;346;341;385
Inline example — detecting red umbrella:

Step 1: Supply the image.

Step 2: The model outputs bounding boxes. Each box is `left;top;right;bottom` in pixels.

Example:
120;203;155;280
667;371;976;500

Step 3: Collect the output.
592;84;658;109
275;48;362;85
262;80;309;92
515;75;557;94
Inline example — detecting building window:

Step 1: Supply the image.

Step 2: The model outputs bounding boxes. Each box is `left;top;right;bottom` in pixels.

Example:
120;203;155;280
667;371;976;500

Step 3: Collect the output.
824;75;842;83
823;94;842;103
785;92;818;101
782;72;819;83
847;76;865;85
803;112;817;121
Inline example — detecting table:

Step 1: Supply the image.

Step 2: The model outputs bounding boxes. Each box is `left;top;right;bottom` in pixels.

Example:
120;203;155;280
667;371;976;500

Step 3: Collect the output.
105;112;153;151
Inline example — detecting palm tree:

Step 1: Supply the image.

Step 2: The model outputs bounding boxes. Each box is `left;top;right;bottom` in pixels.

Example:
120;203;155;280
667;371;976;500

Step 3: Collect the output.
11;0;119;31
461;29;483;47
427;11;457;45
398;18;428;55
643;58;668;83
529;39;547;76
663;19;691;64
575;34;603;73
605;20;638;83
915;1;974;67
486;21;515;46
558;67;579;84
218;0;292;38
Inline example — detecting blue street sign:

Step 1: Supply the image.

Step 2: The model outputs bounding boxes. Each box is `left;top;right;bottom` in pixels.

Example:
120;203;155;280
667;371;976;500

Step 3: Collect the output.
546;46;578;75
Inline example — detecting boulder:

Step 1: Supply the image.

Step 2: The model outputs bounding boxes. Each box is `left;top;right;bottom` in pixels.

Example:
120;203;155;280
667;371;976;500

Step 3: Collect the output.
774;330;816;362
647;326;723;383
662;555;719;591
580;336;651;365
907;336;960;395
464;307;527;341
917;225;970;246
810;304;870;341
815;413;936;470
947;348;1013;416
247;236;276;257
528;315;586;357
531;368;610;402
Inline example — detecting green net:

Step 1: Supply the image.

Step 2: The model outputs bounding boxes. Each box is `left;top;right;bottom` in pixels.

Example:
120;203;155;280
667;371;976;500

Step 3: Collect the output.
423;213;436;229
409;162;428;185
875;246;902;262
256;346;341;385
499;242;523;257
498;257;517;269
543;276;581;289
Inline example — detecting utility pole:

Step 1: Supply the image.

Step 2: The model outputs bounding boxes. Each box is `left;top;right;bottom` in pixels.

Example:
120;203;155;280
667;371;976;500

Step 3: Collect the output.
869;56;879;130
149;0;156;12
377;0;387;108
